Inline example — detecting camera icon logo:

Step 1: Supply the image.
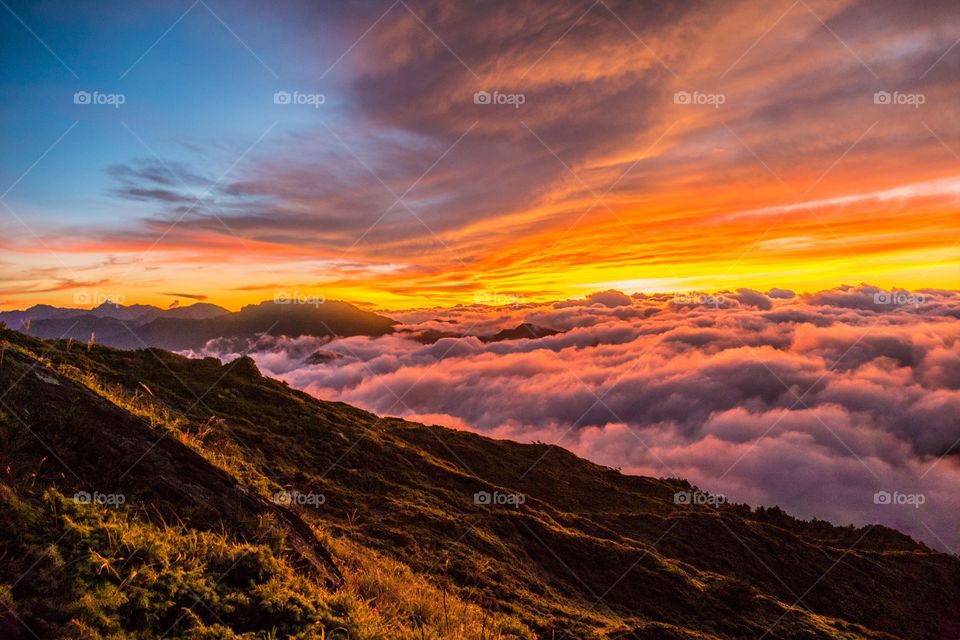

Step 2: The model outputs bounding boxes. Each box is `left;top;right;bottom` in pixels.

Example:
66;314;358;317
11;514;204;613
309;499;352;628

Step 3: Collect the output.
473;490;492;505
673;91;691;105
273;91;292;105
873;91;892;105
673;491;691;505
873;292;891;305
473;90;491;105
74;91;91;105
873;490;891;505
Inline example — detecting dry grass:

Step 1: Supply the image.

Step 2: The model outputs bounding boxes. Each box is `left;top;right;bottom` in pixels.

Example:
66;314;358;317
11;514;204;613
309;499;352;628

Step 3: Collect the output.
328;536;533;640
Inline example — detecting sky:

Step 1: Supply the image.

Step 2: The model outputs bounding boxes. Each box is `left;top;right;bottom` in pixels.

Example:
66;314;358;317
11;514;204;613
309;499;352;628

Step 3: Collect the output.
1;0;958;310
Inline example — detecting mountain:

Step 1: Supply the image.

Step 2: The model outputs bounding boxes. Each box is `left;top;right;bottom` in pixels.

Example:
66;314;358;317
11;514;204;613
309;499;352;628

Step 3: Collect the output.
0;301;229;331
1;329;959;639
86;301;168;323
482;323;561;342
401;323;564;345
14;300;395;350
0;303;87;329
163;302;233;320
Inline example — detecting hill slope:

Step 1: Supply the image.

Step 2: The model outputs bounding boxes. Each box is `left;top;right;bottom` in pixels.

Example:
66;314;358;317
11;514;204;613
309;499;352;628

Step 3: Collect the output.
0;330;958;639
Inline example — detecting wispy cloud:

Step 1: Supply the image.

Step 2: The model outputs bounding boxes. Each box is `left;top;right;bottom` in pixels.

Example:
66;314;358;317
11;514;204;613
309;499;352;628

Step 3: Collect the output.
160;291;208;301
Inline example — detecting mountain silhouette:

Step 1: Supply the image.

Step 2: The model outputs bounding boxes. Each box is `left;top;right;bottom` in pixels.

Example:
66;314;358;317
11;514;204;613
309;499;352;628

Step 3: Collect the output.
6;300;396;350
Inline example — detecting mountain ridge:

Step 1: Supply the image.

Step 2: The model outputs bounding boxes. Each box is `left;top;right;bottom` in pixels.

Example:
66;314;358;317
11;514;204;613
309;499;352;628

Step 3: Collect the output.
6;300;396;350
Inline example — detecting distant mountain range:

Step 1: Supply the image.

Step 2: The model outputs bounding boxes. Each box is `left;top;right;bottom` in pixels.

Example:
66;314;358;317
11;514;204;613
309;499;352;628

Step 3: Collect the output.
0;301;230;328
0;300;397;350
0;301;562;350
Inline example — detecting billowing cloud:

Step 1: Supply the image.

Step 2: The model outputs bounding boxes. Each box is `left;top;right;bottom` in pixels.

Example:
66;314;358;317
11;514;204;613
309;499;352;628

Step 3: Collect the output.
190;285;960;551
732;288;773;310
586;290;633;308
768;288;796;299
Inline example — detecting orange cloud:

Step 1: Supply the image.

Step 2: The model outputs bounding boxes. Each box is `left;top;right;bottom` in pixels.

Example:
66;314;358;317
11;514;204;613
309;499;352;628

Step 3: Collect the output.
3;0;958;309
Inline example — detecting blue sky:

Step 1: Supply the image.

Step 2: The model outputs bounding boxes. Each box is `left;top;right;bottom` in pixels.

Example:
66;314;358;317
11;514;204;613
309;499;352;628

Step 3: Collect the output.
0;0;343;224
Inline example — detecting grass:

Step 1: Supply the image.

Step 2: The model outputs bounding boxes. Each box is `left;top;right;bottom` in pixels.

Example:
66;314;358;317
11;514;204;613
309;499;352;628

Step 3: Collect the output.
0;332;534;639
0;484;532;639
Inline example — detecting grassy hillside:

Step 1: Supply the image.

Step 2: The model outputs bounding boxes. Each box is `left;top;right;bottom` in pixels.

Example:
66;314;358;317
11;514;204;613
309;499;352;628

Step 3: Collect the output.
1;329;958;639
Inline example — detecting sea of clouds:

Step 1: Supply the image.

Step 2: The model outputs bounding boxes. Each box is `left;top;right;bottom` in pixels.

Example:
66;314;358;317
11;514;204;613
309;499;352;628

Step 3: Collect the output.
188;284;960;551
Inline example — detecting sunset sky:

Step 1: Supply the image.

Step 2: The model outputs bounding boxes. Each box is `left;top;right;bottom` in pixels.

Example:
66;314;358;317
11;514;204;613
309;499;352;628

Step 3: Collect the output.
1;0;958;309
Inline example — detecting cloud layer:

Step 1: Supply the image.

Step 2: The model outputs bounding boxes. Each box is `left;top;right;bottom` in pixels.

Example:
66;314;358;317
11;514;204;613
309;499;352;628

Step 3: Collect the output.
191;284;960;551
